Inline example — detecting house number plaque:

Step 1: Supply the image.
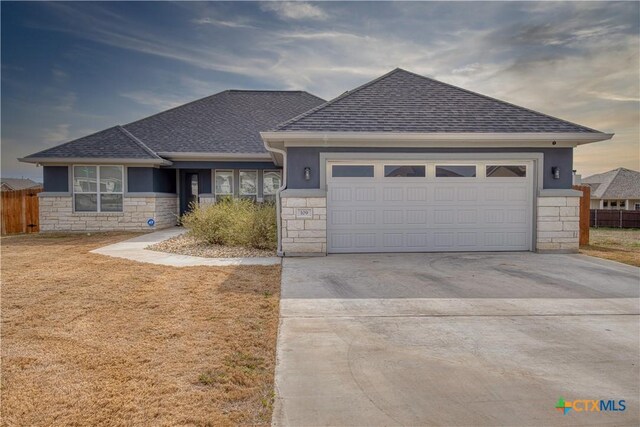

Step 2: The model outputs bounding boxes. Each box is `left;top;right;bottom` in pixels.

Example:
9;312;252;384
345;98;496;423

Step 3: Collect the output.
296;208;313;219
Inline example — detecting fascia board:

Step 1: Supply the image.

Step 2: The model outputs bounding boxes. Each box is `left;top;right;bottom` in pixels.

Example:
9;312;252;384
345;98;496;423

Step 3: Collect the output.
18;157;172;166
261;131;614;147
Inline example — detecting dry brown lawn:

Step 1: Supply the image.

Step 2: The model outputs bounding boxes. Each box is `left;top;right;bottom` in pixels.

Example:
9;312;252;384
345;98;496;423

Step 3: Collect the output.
580;227;640;267
1;233;281;426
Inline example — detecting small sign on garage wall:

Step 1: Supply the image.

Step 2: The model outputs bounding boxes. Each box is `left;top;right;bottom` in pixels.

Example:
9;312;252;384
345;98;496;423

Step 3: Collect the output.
296;208;313;219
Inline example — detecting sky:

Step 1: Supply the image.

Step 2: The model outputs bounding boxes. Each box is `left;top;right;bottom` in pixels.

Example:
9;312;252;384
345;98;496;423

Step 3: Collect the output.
2;1;639;181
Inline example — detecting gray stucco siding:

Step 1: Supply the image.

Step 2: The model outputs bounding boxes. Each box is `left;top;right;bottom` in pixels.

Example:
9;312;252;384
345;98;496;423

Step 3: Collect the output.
286;147;572;190
43;166;69;192
153;168;177;193
127;167;177;193
127;167;154;192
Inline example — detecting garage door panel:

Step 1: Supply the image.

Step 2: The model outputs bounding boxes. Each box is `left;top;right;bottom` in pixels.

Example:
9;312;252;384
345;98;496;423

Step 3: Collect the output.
383;210;404;224
407;210;427;224
407;187;428;201
457;209;478;224
457;187;478;201
382;187;404;201
331;187;352;201
354;210;375;224
355;187;376;201
434;209;455;224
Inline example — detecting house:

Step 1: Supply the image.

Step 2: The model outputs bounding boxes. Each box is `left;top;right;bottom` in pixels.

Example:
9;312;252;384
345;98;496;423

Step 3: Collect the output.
20;68;613;254
582;168;640;210
0;178;42;192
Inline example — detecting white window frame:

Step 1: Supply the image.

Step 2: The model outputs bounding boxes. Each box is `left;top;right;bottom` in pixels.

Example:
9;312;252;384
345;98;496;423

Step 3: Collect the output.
382;164;427;178
434;164;478;179
239;170;258;196
214;170;234;196
262;170;282;195
72;165;124;213
485;164;527;178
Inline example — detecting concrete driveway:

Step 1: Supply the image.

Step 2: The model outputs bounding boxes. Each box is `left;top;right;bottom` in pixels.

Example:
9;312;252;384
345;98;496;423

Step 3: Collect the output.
274;252;639;426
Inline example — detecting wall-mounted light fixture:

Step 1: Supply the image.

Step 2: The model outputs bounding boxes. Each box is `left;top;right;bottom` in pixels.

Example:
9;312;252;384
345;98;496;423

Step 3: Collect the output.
304;167;311;181
552;167;560;180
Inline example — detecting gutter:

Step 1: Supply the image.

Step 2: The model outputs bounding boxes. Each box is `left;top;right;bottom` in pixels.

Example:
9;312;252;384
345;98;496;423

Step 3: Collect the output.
156;152;272;161
18;157;172;166
260;131;614;146
262;140;287;257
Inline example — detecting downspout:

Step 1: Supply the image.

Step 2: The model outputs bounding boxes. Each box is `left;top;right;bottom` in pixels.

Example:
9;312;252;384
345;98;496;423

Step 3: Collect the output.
263;139;287;257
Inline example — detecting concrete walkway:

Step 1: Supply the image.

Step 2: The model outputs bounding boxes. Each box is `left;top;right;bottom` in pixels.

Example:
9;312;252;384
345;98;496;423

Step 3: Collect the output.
90;227;281;266
274;252;640;426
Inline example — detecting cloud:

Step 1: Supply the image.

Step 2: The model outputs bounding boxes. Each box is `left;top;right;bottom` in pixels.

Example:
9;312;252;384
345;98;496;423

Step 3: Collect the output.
587;91;640;103
52;67;68;82
119;91;190;110
192;17;255;29
261;2;327;21
54;92;76;111
42;124;70;143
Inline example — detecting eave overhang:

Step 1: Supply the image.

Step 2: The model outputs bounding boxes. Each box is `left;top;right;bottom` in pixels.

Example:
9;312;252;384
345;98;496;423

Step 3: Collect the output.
18;157;173;166
260;131;614;148
156;152;272;161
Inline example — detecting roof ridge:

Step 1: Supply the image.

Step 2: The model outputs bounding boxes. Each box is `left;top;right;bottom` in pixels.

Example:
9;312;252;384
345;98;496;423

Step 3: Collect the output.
116;126;161;159
398;68;603;134
273;68;403;130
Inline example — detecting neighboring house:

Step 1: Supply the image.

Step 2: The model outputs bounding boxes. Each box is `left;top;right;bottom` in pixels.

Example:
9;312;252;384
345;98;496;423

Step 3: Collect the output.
0;178;42;192
20;68;613;254
582;168;640;210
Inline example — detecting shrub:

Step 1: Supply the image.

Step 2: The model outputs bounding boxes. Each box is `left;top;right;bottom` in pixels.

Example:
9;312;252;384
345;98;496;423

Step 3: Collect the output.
181;199;277;250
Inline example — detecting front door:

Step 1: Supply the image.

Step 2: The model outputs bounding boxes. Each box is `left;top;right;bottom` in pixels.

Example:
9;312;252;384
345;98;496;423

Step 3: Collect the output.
184;172;199;213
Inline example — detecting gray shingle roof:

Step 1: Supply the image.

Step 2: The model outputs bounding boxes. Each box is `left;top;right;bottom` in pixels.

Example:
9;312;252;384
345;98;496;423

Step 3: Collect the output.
0;178;42;191
23;126;162;160
582;168;640;199
274;68;603;133
22;91;325;161
124;90;325;154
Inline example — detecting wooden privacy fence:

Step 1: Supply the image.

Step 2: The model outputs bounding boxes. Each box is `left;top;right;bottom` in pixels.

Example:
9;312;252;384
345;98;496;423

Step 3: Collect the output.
1;189;41;235
572;185;590;245
590;209;640;229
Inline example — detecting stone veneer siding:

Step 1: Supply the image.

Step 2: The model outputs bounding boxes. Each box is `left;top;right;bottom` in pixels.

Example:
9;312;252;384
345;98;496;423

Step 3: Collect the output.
281;195;327;256
279;193;580;255
536;196;580;253
39;194;178;232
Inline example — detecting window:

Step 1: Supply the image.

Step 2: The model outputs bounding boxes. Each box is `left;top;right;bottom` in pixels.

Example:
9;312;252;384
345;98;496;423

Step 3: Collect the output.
239;171;258;199
384;165;425;177
73;165;123;212
486;165;526;178
635;203;640;211
611;201;618;208
332;165;374;178
603;201;608;207
215;170;233;196
263;170;281;202
436;165;476;178
620;200;626;208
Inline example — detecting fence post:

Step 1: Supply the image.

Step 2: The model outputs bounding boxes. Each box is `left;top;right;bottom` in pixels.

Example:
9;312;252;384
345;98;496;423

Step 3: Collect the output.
620;210;623;228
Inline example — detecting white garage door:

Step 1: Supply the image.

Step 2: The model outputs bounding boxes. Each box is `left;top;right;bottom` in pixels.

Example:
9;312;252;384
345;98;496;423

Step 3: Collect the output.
327;160;534;253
